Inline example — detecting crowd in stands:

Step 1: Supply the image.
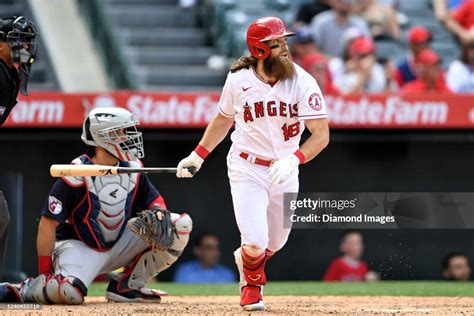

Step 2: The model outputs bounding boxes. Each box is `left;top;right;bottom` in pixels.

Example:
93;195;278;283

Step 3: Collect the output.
322;231;471;282
170;231;471;283
291;0;474;94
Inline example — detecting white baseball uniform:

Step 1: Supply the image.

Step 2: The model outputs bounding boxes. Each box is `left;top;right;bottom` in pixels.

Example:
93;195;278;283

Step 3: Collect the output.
218;64;327;252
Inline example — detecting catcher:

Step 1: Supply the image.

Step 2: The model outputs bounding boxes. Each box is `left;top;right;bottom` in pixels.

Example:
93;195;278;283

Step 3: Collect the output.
0;107;192;304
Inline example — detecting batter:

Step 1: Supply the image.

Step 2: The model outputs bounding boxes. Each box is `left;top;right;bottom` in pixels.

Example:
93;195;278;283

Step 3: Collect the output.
176;16;330;311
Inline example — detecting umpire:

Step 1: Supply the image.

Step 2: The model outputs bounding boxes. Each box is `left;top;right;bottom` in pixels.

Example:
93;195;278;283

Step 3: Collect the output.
0;16;37;125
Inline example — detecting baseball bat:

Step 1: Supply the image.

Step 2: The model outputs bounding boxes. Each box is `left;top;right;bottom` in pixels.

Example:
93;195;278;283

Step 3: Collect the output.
50;164;196;177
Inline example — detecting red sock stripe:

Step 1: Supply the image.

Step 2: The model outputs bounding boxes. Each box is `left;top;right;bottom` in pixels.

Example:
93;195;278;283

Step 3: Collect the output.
241;248;265;269
38;256;52;274
194;145;210;159
265;249;274;258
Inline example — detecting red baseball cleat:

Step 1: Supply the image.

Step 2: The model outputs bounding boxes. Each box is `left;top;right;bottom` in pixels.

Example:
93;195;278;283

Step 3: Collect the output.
240;285;265;311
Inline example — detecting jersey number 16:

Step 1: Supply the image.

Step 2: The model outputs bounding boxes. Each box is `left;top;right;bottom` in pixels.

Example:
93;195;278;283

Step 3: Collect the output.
282;122;300;141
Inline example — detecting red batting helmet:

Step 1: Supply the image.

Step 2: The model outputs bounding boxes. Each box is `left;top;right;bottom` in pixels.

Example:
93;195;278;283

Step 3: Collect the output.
246;16;295;59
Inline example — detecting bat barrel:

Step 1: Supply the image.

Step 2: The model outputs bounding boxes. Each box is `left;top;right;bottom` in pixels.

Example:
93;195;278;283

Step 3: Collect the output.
50;164;119;177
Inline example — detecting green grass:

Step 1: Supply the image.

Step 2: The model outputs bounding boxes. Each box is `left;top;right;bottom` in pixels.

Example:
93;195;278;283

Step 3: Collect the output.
89;281;474;297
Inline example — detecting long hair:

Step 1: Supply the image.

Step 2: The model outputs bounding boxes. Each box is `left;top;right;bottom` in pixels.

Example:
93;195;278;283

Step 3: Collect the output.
230;56;258;73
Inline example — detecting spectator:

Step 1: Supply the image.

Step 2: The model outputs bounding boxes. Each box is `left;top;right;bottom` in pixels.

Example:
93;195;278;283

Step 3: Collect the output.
441;0;474;45
323;230;377;281
442;252;471;281
330;36;386;94
394;26;432;87
376;0;409;26
291;27;319;66
301;52;340;94
173;233;236;283
380;57;399;92
357;0;401;40
446;41;474;92
310;0;371;57
294;0;332;29
402;49;452;93
433;0;464;22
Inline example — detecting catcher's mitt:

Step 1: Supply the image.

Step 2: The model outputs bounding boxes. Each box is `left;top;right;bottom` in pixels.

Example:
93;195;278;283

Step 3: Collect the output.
127;206;176;250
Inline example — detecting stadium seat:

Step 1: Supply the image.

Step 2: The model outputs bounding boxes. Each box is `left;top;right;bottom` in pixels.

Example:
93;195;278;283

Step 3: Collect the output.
98;0;227;90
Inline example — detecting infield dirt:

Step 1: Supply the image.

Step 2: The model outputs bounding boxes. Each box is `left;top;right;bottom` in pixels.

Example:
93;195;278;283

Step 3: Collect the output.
3;296;474;315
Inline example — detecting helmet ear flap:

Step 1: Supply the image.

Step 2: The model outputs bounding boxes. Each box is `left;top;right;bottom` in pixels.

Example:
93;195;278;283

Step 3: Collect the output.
248;39;270;59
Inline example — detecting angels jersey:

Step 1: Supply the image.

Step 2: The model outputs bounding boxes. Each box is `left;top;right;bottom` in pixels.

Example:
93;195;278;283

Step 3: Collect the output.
218;63;327;160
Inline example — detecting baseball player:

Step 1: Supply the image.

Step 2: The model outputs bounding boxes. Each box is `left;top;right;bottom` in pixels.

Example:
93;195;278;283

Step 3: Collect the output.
0;16;37;125
0;107;192;304
176;17;329;311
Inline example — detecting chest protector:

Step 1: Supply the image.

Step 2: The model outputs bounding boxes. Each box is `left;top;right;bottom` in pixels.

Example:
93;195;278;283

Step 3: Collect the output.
63;155;140;250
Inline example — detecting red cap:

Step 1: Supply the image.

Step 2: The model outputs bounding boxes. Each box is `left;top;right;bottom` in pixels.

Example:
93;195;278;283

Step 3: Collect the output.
408;26;431;44
301;52;327;72
349;37;376;55
415;49;440;65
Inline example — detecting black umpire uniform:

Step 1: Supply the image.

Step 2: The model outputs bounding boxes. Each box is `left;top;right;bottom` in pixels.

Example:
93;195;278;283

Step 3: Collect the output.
0;16;37;125
0;16;37;280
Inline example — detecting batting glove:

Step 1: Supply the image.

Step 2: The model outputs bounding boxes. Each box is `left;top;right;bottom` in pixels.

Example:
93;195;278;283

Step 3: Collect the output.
176;151;204;178
268;154;300;184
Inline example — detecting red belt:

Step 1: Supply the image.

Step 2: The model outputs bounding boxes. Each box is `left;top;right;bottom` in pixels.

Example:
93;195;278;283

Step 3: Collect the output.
239;152;272;167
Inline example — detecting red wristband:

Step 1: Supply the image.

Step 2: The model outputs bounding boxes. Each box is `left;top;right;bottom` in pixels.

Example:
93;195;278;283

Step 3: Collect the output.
194;144;210;160
38;256;52;274
293;150;305;164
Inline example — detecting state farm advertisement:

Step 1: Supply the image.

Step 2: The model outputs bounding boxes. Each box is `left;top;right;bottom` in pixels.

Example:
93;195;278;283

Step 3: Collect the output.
2;91;474;129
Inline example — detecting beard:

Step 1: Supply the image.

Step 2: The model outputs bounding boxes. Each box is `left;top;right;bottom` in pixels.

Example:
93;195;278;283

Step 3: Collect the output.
263;54;296;81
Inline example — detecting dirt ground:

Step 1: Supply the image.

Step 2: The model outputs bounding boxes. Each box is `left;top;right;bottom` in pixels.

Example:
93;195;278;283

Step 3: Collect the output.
3;296;474;315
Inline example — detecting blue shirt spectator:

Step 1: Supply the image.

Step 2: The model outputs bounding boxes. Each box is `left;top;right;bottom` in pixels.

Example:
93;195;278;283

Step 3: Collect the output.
173;260;235;283
173;232;236;283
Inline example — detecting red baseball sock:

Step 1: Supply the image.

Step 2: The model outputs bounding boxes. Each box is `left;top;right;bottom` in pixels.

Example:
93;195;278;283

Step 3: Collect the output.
265;249;274;260
241;248;267;286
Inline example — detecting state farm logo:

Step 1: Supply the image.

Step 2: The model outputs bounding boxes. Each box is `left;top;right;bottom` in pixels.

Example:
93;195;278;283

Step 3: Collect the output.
126;95;218;125
10;100;64;123
308;92;322;111
325;96;448;125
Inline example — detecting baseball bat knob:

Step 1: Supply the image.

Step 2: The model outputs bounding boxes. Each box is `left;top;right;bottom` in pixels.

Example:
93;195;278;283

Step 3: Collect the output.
186;166;197;176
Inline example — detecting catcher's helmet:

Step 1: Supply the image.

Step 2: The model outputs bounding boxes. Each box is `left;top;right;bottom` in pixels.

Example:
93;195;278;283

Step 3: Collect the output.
246;16;295;60
82;107;144;161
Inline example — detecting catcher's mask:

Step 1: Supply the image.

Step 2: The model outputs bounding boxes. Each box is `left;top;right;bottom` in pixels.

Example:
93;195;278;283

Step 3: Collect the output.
0;16;38;96
82;107;145;161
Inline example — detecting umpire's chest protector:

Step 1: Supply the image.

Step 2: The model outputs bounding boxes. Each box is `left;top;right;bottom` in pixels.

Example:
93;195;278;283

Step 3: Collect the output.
64;155;140;250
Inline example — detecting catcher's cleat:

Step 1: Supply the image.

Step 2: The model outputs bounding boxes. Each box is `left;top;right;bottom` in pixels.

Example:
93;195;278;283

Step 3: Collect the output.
105;275;164;303
0;283;22;303
240;285;265;311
